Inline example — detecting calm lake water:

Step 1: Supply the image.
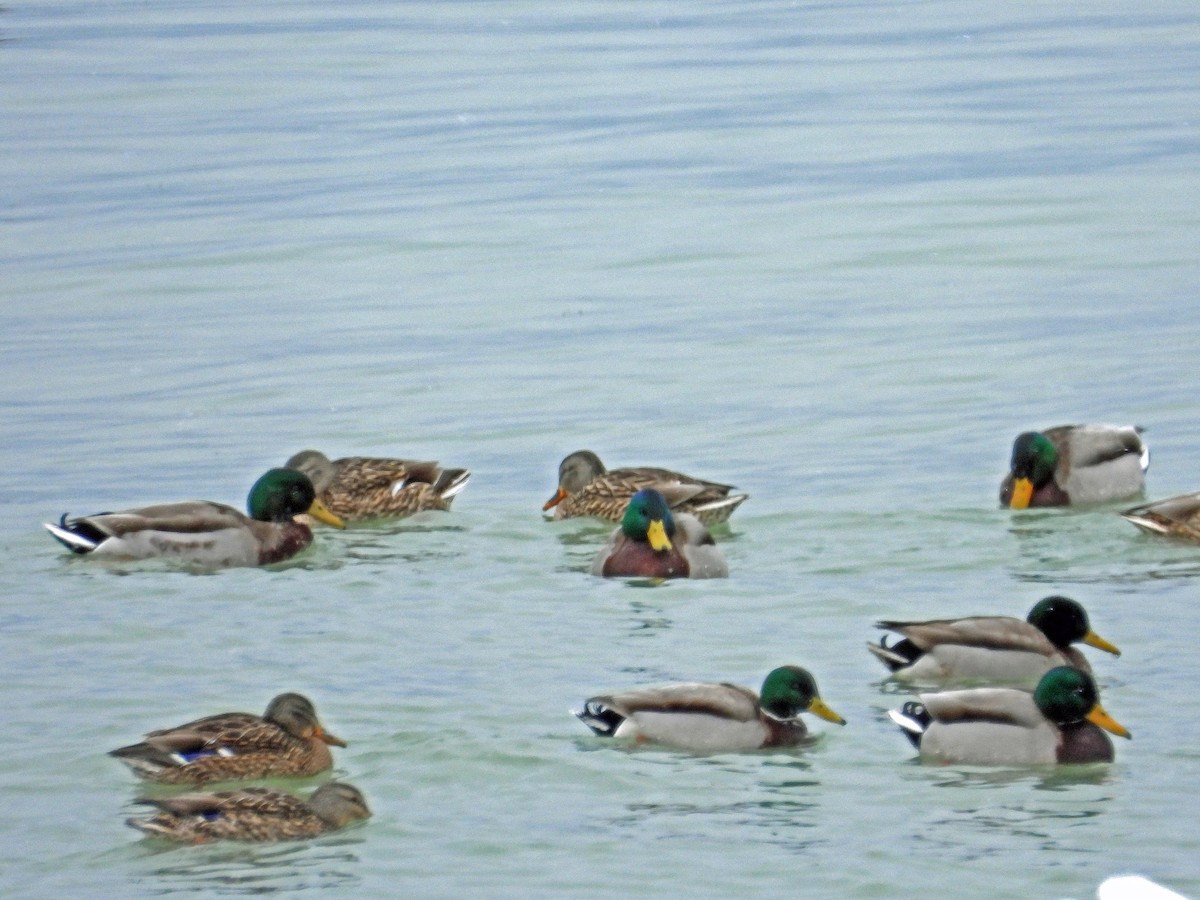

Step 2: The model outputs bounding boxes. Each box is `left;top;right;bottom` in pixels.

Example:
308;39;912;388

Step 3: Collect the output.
4;1;1200;897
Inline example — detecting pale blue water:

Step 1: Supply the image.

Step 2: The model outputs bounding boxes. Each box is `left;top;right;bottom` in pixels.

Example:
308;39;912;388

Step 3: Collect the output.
3;1;1200;897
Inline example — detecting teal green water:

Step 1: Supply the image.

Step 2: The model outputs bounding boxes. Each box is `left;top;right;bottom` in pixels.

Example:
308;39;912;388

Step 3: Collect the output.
4;2;1200;896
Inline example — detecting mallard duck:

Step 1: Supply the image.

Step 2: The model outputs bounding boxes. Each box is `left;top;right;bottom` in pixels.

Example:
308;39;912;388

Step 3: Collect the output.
110;693;346;784
43;468;344;567
888;666;1130;765
1119;491;1200;544
999;424;1148;508
868;595;1121;684
543;450;747;525
589;488;728;579
575;665;845;752
284;449;470;521
126;782;370;844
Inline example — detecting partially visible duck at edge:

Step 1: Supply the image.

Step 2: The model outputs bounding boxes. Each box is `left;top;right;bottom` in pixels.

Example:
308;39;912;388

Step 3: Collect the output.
1119;491;1200;545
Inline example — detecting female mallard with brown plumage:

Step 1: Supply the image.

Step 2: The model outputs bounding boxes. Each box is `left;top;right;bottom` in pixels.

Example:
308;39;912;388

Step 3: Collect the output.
999;424;1148;508
110;693;346;784
43;468;344;567
575;665;845;752
543;449;747;525
1119;491;1200;544
590;488;728;579
888;666;1130;765
126;782;370;843
868;596;1121;685
284;449;470;521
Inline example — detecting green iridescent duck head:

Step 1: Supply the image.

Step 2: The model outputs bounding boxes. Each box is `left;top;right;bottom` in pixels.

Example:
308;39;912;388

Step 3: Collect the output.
246;469;344;528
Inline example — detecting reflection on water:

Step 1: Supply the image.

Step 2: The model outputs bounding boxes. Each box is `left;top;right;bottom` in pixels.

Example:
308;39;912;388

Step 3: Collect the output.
6;0;1200;894
916;765;1116;792
626;599;673;634
605;755;826;852
132;836;367;895
549;521;612;549
1003;507;1200;586
893;764;1118;868
923;801;1110;857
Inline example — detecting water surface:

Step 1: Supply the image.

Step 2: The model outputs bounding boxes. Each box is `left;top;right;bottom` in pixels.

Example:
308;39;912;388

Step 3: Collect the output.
3;1;1199;897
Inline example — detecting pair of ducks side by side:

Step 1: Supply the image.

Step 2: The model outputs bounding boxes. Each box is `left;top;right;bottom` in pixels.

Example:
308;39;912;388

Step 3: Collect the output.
112;692;370;843
553;428;1150;519
42;451;470;568
870;595;1129;765
545;449;747;579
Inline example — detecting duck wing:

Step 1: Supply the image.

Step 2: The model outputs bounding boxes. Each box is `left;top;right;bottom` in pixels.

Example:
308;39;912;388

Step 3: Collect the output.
877;616;1056;655
920;686;1043;728
598;682;760;722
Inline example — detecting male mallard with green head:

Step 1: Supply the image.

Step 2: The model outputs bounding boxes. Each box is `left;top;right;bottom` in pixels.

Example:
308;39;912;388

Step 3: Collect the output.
110;693;346;784
868;596;1120;684
43;468;344;566
590;488;728;578
1000;424;1147;508
126;782;370;843
575;665;846;752
889;666;1130;765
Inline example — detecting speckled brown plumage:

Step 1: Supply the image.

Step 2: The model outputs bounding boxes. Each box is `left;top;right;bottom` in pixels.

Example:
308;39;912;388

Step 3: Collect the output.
544;450;747;525
285;450;470;521
1120;491;1200;544
110;693;346;784
127;782;370;843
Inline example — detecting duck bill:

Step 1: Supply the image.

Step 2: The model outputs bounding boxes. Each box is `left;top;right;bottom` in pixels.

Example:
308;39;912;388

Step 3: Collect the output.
646;519;673;552
809;698;847;726
1083;630;1121;657
1086;704;1131;739
316;726;348;748
542;487;567;511
307;499;346;529
1009;477;1034;509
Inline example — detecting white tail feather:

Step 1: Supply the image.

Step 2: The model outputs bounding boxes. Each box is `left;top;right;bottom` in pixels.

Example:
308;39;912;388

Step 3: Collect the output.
43;521;97;553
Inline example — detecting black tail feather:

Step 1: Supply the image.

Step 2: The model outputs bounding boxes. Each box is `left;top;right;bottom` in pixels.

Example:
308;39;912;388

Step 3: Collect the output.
868;636;923;672
891;701;932;750
574;700;625;737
